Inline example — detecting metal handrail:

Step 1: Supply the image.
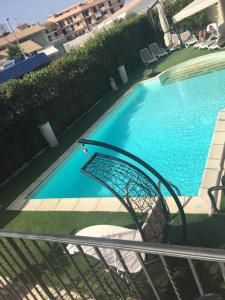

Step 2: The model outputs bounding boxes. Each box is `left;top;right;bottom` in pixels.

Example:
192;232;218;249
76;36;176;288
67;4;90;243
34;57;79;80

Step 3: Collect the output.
79;138;187;244
208;185;225;213
208;143;225;213
1;230;225;263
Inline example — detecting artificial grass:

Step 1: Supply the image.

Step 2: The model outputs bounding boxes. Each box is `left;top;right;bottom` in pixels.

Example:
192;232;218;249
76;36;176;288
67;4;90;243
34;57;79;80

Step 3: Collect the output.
0;211;132;235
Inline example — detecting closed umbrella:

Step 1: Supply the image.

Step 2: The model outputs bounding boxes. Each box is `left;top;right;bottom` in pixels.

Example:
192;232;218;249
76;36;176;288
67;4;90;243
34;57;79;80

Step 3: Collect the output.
157;0;172;47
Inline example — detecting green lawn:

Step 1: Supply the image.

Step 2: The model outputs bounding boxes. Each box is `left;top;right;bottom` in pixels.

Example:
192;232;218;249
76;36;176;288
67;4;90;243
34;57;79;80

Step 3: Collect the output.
1;47;225;251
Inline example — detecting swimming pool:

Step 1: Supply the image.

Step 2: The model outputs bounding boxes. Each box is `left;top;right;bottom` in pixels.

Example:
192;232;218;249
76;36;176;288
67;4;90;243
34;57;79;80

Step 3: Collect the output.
30;55;225;199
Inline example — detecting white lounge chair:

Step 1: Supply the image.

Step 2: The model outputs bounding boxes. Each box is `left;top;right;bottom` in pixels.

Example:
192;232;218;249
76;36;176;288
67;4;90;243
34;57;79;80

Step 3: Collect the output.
193;33;217;49
170;34;181;51
149;43;168;59
67;225;144;273
67;199;164;273
139;48;157;66
208;23;225;50
180;31;198;47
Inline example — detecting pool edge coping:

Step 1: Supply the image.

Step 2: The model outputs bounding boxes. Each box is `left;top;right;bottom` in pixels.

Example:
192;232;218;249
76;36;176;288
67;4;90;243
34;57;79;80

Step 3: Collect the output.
198;109;225;213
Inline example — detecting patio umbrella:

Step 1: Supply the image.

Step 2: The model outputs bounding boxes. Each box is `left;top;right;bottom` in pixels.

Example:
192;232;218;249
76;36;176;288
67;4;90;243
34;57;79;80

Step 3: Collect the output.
157;0;172;47
173;0;225;24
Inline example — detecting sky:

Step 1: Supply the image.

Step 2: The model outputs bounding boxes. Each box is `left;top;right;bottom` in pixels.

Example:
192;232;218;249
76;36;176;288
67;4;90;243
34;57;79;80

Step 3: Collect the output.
0;0;82;29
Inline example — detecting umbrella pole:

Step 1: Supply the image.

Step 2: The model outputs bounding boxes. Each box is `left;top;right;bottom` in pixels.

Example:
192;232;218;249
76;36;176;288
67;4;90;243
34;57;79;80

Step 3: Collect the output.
148;9;163;48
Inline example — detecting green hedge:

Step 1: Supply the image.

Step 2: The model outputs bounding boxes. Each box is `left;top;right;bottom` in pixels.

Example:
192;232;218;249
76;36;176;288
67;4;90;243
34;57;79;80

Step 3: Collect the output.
0;14;160;184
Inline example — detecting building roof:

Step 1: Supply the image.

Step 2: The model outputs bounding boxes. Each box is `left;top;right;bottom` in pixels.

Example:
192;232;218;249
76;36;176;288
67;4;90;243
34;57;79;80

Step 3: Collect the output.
39;46;59;56
20;40;43;53
0;40;42;57
0;24;47;50
97;0;157;29
48;0;107;22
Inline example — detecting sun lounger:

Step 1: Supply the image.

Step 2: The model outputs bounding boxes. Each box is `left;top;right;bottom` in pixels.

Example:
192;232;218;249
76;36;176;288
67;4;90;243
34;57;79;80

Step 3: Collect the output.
208;23;225;50
149;43;168;59
170;34;181;51
193;33;217;49
180;31;198;47
139;48;157;66
199;37;217;49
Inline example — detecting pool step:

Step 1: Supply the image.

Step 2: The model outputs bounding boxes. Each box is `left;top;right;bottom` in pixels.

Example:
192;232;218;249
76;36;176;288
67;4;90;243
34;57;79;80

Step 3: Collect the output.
160;59;225;85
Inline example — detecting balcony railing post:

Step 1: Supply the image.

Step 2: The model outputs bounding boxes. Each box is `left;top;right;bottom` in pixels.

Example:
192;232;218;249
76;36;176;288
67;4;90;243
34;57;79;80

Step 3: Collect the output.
62;244;98;299
160;255;183;300
135;252;161;300
5;237;54;300
114;249;142;300
76;244;110;299
93;246;127;300
0;239;37;300
187;258;204;296
219;262;225;283
19;239;64;299
0;264;22;300
32;240;73;300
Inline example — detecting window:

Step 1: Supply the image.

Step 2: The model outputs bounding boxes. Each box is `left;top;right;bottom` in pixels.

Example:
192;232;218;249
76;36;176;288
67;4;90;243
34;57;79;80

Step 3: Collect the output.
93;6;97;12
54;32;58;37
79;30;85;36
120;4;123;8
73;14;77;19
77;22;80;26
86;17;92;24
67;17;73;24
48;35;52;42
83;10;89;17
99;3;104;8
58;21;65;28
45;29;49;34
108;1;112;6
110;8;114;13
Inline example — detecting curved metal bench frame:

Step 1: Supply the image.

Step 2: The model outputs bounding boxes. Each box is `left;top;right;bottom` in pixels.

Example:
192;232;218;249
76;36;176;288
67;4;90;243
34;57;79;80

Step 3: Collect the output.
79;138;187;245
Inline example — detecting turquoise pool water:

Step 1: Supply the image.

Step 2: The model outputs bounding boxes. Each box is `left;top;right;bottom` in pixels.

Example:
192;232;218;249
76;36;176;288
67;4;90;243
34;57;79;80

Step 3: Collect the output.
30;66;225;199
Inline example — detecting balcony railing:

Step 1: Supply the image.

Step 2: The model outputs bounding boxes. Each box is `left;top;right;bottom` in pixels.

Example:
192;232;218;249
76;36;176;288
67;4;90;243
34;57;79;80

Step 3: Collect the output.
0;230;225;299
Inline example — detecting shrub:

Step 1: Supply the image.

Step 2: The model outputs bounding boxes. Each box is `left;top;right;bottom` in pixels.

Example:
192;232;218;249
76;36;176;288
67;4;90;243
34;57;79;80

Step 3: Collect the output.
0;14;160;184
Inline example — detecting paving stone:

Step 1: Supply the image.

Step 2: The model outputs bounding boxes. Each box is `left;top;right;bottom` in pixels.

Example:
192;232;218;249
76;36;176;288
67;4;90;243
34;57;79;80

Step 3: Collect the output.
74;198;100;211
215;120;225;131
55;198;79;211
219;111;225;120
95;197;121;211
209;144;224;159
22;199;42;211
205;158;221;170
36;198;60;211
213;131;225;144
200;169;219;188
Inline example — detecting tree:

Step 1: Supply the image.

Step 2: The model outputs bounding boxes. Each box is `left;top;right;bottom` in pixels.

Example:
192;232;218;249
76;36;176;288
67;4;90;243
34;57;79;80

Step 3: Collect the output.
7;43;24;60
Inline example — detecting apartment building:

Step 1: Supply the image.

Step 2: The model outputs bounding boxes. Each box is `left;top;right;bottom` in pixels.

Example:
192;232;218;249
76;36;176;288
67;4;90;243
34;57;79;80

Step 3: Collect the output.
0;23;66;52
47;0;125;41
